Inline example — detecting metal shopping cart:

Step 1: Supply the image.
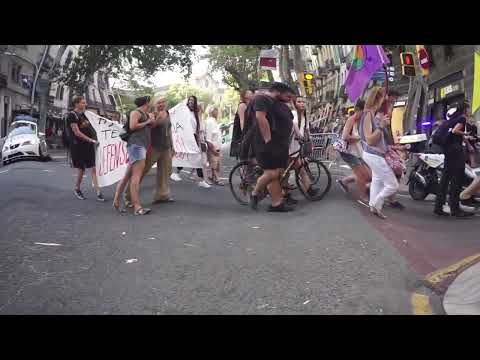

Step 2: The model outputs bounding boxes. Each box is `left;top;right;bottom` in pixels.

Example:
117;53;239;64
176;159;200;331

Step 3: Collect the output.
309;133;340;168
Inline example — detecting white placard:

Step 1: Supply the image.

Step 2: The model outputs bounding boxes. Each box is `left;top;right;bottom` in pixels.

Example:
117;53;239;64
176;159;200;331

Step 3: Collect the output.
169;100;203;169
85;111;129;187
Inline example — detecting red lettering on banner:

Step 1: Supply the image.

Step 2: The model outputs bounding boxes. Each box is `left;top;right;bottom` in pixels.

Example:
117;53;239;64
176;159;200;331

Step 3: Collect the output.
109;144;116;173
102;145;108;176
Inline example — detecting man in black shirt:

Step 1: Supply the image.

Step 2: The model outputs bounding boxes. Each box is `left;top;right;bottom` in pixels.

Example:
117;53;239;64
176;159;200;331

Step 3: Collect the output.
434;101;473;218
250;82;295;212
67;95;105;202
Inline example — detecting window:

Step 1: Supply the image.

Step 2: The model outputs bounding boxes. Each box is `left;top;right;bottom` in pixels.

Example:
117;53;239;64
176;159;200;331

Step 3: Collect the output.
59;86;64;101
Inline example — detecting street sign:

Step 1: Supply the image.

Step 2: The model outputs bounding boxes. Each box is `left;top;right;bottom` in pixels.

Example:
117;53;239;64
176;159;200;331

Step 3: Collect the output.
418;48;430;69
259;49;278;71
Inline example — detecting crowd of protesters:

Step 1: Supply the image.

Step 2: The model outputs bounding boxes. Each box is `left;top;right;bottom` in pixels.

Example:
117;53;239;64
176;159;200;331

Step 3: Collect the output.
63;81;479;218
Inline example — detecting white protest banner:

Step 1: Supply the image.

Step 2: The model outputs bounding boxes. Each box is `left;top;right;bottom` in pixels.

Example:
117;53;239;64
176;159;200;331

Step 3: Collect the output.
84;111;128;187
169;100;203;168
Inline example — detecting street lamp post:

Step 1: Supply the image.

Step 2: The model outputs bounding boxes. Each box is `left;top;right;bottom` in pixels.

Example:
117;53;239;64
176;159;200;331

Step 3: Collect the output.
3;46;48;116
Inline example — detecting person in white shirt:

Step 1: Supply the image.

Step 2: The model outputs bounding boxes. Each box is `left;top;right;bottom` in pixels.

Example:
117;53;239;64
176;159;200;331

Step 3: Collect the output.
205;106;224;185
170;96;211;188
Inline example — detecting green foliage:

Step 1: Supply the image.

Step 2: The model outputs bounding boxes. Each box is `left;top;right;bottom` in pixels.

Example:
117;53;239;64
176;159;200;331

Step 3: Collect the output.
205;45;272;90
216;88;240;123
60;45;195;94
164;83;214;110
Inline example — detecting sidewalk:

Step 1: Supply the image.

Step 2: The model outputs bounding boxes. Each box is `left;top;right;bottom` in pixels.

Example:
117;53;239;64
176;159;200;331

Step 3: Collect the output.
443;260;480;315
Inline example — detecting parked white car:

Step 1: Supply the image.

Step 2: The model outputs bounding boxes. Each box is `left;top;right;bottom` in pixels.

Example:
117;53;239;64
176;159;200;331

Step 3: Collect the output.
2;119;49;165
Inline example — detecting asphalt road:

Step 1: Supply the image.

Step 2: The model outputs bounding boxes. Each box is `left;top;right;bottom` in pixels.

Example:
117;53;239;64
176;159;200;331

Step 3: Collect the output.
0;148;477;314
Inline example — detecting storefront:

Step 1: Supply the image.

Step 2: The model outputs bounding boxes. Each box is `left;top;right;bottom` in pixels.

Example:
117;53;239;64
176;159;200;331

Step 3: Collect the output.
428;71;465;123
391;96;408;143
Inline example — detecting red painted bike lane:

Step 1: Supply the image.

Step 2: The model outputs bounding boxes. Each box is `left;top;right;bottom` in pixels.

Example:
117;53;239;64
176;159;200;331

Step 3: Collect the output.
357;198;480;279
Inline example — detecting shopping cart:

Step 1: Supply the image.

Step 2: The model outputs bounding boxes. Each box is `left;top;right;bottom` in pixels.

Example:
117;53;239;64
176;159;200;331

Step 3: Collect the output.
309;133;340;168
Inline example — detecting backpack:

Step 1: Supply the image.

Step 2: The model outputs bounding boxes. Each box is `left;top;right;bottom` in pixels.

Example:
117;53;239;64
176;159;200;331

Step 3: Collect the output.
63;111;80;148
431;120;453;147
119;111;133;142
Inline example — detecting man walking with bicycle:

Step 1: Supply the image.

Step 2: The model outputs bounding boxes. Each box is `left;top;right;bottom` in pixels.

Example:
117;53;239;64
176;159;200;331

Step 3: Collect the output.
250;82;296;212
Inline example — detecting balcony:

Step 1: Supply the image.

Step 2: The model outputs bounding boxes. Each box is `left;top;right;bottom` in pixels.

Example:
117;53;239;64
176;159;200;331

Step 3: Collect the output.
317;67;328;77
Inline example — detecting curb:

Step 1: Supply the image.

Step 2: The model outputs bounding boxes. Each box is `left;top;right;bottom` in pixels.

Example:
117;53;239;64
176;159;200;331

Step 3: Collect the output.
411;253;480;315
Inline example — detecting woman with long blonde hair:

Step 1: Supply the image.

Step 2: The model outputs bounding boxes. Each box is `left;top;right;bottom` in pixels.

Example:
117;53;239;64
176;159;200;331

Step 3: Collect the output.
358;86;399;219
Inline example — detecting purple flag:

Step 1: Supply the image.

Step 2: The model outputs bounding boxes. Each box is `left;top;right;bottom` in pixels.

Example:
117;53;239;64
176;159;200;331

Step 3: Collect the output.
345;45;390;102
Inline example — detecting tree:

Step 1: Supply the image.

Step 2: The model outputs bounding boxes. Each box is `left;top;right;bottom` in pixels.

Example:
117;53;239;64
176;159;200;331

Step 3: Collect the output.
278;45;297;93
116;78;157;115
164;83;214;110
216;88;240;123
58;45;195;96
205;45;273;91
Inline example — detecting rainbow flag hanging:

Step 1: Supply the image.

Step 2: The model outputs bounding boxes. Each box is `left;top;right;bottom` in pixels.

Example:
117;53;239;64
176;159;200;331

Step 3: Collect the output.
345;45;390;102
472;52;480;115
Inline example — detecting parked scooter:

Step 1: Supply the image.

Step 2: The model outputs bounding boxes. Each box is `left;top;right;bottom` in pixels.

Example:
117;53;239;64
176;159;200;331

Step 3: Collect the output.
401;135;480;201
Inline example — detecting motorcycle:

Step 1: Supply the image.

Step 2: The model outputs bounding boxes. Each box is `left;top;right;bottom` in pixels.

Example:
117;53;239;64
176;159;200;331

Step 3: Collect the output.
404;139;480;201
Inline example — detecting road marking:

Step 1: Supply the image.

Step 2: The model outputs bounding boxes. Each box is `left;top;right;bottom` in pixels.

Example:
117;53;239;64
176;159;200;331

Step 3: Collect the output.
425;253;480;285
0;169;8;174
34;242;62;246
411;293;433;315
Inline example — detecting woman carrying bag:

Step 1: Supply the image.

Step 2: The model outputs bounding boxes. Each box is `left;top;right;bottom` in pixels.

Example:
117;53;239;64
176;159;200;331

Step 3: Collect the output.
358;86;399;220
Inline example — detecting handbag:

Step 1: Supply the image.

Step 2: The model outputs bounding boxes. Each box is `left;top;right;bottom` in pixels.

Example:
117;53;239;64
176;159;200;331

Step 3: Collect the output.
384;147;406;176
333;138;348;153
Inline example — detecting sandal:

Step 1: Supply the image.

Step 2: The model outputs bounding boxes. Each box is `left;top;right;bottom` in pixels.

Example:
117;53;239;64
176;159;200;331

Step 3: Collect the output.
112;202;126;214
214;179;225;186
134;207;151;216
369;206;387;219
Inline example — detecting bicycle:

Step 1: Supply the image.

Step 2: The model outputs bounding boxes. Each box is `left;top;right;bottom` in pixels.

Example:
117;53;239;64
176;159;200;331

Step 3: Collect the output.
229;140;332;205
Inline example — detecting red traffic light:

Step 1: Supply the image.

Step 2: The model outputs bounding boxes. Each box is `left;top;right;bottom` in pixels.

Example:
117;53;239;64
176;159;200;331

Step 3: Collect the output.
401;52;414;66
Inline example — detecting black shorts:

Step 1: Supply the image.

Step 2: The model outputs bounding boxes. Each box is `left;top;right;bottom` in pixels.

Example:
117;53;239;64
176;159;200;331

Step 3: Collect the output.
256;143;289;170
70;142;96;169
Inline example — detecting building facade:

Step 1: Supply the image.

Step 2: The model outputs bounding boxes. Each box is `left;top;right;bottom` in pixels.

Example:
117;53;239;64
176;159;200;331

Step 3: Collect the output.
299;45;480;135
0;45;120;140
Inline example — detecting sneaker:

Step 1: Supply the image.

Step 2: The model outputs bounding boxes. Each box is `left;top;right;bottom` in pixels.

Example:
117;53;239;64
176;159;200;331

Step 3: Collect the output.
96;193;106;202
268;203;295;212
433;208;449;217
170;173;182;182
250;193;259;210
389;201;405;210
74;189;86;200
451;210;475;218
198;180;211;189
336;179;349;193
461;198;480;208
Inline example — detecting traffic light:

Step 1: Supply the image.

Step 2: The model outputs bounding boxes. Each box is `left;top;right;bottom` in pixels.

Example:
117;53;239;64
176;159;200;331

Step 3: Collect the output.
303;72;315;96
400;52;416;77
386;53;395;82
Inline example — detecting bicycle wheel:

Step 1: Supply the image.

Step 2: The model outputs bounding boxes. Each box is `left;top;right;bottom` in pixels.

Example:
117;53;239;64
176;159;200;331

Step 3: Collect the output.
304;157;321;185
295;159;332;201
229;161;252;205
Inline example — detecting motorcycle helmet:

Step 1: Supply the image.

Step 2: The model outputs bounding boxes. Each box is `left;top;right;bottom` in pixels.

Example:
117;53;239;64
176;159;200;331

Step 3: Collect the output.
446;107;457;120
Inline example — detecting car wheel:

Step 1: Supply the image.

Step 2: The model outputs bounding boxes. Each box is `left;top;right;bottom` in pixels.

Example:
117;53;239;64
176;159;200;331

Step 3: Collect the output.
39;145;47;161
